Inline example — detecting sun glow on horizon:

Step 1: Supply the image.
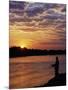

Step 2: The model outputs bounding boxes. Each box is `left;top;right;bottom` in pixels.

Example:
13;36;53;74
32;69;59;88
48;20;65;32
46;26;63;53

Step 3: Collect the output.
20;45;26;48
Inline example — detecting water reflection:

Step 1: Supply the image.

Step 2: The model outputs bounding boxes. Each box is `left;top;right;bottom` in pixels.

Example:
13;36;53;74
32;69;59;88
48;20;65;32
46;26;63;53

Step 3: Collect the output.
9;55;66;88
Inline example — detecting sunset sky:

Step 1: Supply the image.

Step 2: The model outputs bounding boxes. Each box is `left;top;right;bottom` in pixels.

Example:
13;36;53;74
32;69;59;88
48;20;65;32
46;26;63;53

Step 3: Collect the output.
9;1;66;50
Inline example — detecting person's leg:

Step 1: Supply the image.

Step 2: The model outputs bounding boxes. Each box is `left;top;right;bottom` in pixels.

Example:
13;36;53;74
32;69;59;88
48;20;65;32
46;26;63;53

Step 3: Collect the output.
55;68;59;77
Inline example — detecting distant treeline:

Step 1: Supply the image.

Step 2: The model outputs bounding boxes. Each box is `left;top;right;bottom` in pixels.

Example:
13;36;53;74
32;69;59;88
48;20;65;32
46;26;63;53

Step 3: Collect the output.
9;47;66;58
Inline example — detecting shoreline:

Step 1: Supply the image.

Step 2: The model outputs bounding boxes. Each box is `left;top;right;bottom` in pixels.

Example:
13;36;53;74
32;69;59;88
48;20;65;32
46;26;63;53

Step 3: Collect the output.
35;73;66;87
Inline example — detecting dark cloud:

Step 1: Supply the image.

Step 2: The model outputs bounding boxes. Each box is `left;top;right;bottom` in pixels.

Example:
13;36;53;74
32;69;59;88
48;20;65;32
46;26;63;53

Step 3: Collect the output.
10;16;32;23
9;1;26;10
43;14;65;20
26;7;44;17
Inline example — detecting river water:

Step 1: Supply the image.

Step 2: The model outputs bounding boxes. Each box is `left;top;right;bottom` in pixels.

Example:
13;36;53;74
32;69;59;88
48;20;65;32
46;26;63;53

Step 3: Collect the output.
9;55;66;88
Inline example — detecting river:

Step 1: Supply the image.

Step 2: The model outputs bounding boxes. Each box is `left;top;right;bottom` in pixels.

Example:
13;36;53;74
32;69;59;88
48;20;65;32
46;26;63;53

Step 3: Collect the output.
9;55;66;88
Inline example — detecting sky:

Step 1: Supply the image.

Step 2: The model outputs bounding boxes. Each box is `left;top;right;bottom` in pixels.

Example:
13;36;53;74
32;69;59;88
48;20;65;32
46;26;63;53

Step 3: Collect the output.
9;1;66;50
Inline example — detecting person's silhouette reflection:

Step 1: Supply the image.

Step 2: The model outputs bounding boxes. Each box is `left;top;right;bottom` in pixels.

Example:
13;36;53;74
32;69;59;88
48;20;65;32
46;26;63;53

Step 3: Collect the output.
52;56;59;77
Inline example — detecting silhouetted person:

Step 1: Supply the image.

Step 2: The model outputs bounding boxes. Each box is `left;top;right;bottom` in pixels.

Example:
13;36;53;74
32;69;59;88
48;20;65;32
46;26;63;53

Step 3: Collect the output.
52;56;59;77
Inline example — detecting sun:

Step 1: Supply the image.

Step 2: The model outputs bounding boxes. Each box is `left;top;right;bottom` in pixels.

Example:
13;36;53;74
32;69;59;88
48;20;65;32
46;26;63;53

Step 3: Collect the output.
20;45;25;48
